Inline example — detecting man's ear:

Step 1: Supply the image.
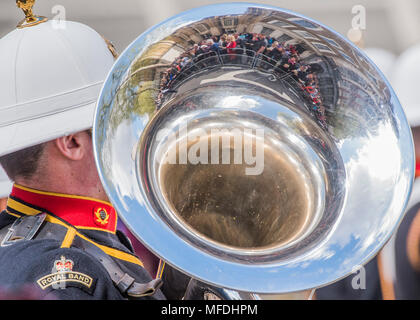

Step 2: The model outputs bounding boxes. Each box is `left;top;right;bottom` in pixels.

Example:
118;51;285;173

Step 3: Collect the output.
54;132;87;161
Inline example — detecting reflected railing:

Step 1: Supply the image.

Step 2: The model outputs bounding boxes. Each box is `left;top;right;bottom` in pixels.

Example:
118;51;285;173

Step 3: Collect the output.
158;48;327;128
162;49;295;91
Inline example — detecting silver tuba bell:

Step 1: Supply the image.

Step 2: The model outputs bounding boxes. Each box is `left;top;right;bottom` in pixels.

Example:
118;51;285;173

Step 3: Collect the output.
93;3;414;298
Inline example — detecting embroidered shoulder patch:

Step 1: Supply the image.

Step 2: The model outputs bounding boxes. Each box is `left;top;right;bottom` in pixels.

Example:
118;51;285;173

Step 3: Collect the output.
37;256;94;290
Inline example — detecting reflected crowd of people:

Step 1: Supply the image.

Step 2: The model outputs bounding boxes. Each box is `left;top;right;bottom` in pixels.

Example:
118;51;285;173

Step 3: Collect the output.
157;32;327;127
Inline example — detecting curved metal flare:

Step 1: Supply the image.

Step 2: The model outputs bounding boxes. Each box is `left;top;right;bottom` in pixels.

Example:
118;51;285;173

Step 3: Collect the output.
93;3;414;294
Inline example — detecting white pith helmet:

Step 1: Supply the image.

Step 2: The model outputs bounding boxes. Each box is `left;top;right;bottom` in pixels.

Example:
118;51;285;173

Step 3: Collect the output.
391;43;420;128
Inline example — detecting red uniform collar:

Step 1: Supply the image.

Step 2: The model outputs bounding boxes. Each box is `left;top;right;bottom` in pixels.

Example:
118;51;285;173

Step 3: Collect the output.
8;184;117;233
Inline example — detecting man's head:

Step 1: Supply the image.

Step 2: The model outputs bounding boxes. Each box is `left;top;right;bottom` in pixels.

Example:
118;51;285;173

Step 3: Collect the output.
0;13;116;199
0;130;108;202
0;143;45;182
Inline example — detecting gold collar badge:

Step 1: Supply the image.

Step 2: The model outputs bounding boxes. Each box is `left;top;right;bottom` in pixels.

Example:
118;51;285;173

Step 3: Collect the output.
94;207;110;226
16;0;48;29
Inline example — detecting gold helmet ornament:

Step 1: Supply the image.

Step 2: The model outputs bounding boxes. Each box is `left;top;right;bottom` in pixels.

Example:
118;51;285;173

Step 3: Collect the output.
16;0;48;29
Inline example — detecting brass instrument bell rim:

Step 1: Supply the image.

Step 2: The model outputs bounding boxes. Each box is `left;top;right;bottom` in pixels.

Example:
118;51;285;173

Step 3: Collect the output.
93;2;415;293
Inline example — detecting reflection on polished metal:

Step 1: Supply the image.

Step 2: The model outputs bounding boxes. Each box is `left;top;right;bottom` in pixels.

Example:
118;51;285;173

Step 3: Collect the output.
16;0;48;29
93;3;414;295
160;137;313;249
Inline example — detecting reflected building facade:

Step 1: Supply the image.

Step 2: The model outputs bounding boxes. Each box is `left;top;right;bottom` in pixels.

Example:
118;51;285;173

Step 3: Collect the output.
116;6;392;141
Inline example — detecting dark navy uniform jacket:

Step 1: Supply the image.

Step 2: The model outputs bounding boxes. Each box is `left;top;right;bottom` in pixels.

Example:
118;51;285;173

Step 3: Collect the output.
0;184;170;300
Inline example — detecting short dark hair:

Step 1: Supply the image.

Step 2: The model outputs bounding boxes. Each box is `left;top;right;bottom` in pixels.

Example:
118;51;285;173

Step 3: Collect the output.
0;143;46;181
